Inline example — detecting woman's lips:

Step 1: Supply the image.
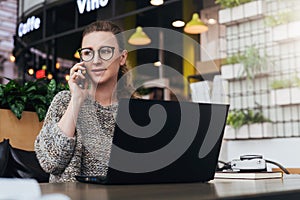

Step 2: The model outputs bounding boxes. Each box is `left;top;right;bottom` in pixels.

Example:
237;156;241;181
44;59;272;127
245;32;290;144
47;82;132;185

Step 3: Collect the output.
91;68;106;76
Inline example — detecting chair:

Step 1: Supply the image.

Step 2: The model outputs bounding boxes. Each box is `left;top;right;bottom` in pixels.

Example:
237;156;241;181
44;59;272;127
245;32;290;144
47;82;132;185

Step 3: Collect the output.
0;139;49;183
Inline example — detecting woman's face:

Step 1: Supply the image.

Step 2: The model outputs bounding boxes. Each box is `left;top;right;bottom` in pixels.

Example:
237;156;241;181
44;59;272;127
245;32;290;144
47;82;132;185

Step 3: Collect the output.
81;31;127;86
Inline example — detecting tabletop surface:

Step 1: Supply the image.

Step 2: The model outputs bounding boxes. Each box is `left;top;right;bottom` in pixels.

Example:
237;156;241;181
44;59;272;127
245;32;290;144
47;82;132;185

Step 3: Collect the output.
40;176;300;200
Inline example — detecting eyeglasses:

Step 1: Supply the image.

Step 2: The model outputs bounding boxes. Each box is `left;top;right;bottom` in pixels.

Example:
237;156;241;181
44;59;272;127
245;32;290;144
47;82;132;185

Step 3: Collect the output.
78;46;115;62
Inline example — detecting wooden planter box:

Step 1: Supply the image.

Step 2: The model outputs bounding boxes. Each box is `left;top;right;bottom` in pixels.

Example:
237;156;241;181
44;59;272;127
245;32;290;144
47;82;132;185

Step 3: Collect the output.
0;109;43;151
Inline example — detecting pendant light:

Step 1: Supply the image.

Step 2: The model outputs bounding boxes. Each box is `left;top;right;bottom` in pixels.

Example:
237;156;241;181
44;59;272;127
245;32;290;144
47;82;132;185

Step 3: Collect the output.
184;13;208;34
150;0;164;6
128;26;151;45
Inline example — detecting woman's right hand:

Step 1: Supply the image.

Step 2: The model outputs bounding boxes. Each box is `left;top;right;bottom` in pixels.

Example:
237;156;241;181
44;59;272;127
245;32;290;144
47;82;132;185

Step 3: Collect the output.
68;62;89;105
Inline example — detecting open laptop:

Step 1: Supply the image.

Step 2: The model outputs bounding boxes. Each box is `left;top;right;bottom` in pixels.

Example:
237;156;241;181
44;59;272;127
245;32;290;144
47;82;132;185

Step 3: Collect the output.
76;98;229;184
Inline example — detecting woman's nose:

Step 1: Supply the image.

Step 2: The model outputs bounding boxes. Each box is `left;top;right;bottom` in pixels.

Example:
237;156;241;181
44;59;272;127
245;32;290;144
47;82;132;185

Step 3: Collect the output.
92;52;103;63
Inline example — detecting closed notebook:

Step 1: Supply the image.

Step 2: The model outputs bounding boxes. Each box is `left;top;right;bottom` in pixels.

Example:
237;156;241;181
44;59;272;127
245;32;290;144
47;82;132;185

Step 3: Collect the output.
214;171;283;180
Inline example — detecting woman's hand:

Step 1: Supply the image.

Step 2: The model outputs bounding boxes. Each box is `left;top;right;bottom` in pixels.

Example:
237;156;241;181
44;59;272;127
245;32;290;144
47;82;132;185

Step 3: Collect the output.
68;62;89;104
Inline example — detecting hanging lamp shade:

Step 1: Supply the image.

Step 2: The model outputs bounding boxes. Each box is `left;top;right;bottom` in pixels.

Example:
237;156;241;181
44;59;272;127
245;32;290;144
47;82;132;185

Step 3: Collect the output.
74;50;80;59
184;13;208;34
128;26;151;45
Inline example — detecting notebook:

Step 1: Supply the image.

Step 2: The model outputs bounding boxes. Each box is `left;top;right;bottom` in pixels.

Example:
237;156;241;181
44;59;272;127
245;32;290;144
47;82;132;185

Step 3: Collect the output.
76;98;229;184
214;171;283;179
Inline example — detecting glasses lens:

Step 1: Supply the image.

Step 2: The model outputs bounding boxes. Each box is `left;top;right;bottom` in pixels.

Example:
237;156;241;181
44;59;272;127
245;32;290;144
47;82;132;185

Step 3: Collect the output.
80;49;94;61
99;47;114;60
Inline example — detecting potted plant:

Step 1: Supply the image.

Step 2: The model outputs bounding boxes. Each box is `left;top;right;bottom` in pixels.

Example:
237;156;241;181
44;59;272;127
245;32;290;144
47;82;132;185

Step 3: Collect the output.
265;9;300;42
220;53;245;80
217;0;265;24
265;10;293;27
221;45;269;80
215;0;252;9
0;78;68;150
270;77;300;105
224;108;273;139
0;78;68;121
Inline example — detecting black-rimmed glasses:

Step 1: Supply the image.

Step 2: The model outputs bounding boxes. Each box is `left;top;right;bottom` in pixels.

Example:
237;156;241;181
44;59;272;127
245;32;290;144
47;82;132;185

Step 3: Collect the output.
78;46;115;62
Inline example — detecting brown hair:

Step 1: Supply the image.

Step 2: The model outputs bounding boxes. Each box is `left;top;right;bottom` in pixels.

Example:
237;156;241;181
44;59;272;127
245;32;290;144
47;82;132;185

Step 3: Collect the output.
82;21;138;99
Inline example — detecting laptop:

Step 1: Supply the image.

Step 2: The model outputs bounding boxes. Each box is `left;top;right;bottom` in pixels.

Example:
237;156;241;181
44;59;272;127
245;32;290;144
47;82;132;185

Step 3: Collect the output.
76;98;229;184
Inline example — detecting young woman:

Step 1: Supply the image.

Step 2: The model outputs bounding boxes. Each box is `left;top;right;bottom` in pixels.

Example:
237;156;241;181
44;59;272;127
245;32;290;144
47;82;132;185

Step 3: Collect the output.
35;21;134;183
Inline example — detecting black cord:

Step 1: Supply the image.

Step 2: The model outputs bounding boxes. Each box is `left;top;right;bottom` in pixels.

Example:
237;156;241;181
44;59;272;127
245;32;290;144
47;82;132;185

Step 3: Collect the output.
216;160;232;171
265;159;290;174
217;159;290;174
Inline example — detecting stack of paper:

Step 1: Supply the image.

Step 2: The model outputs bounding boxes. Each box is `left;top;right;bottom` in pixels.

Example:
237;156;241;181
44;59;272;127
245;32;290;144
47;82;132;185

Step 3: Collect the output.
0;178;41;200
214;171;283;180
0;178;70;200
190;81;212;103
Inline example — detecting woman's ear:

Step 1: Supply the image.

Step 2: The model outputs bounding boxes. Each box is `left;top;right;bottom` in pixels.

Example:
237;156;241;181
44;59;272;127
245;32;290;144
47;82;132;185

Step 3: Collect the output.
120;50;128;66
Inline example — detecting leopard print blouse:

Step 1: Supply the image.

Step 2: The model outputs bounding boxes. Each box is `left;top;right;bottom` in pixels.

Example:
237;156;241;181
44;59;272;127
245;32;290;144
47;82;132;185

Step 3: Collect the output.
34;90;118;183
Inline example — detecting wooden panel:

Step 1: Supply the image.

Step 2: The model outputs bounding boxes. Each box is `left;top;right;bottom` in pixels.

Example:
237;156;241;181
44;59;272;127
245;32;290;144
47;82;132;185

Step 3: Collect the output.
196;59;224;74
272;168;300;174
0;109;43;151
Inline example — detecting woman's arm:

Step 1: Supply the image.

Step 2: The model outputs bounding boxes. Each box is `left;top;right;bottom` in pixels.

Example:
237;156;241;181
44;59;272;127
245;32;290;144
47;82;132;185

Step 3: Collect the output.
35;91;77;174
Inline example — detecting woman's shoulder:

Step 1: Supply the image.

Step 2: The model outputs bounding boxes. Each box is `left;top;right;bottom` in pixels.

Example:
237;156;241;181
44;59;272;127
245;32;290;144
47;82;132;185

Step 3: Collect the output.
55;90;71;97
51;90;71;104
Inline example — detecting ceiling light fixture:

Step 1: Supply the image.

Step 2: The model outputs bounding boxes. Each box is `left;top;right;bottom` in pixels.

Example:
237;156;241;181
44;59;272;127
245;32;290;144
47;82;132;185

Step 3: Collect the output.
172;20;185;28
207;18;217;25
74;51;80;59
154;61;162;67
128;26;151;46
150;0;164;6
184;13;208;34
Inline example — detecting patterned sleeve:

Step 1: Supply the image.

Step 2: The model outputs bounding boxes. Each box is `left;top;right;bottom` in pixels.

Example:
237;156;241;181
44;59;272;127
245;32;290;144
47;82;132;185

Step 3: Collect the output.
34;90;76;175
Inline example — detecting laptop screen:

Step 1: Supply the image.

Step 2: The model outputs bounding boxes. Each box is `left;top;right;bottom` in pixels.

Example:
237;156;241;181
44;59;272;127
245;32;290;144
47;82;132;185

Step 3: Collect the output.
105;98;229;184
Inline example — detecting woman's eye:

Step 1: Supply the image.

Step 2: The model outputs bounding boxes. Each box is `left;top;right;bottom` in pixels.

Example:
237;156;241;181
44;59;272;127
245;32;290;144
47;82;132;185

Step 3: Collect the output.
101;48;112;54
83;50;92;56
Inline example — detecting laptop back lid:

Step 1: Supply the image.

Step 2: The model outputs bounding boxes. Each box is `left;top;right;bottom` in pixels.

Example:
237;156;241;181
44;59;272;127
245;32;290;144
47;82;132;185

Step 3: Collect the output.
106;98;229;184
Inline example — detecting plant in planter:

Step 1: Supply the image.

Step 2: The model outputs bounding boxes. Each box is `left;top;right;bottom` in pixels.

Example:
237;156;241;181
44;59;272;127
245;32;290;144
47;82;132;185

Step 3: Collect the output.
220;53;245;80
0;78;69;121
226;109;271;129
225;108;272;139
221;53;245;66
268;9;300;42
239;45;269;80
217;0;265;24
270;79;294;90
221;45;269;80
215;0;252;8
270;76;300;105
265;11;293;27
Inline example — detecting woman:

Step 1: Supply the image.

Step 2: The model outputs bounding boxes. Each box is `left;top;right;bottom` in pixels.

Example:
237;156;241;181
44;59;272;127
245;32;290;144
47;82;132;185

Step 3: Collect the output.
35;21;134;183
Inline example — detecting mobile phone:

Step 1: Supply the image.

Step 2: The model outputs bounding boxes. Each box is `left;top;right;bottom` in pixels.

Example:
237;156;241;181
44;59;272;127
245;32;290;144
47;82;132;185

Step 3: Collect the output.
77;69;85;89
77;60;86;89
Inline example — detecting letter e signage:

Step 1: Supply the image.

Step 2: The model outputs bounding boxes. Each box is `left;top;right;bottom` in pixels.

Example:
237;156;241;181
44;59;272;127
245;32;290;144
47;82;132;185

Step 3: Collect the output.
18;16;41;37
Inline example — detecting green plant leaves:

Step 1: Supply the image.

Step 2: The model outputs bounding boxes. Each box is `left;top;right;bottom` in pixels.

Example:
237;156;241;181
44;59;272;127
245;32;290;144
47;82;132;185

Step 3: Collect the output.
0;77;68;121
226;109;271;129
270;76;300;90
223;45;269;80
215;0;252;8
9;100;25;119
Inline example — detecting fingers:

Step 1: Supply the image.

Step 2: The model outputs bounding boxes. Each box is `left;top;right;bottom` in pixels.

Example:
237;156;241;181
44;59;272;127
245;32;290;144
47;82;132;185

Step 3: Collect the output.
68;62;89;91
70;62;86;76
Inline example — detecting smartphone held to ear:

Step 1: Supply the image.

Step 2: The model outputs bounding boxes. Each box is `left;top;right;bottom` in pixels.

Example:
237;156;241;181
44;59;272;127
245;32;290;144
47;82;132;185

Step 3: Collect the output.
77;68;87;89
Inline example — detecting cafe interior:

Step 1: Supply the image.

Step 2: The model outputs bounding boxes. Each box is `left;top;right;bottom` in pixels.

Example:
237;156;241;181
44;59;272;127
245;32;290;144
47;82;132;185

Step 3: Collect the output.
1;0;300;198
